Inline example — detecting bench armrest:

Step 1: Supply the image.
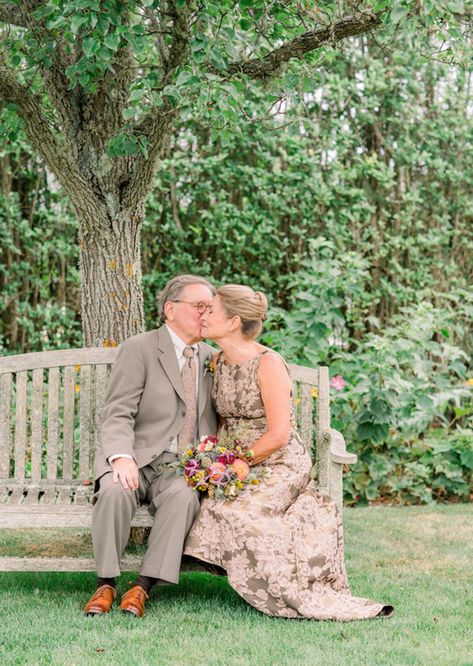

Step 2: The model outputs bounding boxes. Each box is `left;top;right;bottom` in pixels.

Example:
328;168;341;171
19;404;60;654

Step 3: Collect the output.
324;428;357;465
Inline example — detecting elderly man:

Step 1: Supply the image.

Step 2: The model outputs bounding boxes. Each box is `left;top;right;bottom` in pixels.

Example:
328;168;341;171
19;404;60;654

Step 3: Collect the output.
84;274;217;617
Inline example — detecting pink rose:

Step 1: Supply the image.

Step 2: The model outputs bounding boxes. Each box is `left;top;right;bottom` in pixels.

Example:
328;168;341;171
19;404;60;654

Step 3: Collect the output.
330;375;347;391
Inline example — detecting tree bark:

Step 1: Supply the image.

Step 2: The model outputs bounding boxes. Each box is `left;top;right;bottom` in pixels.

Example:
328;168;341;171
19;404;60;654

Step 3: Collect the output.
79;205;145;347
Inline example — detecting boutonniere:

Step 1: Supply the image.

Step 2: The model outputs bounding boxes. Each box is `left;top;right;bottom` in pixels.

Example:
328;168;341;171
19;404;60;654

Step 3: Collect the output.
203;357;215;377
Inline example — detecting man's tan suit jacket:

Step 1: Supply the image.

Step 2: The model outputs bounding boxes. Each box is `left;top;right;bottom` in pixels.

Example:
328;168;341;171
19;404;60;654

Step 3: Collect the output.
94;325;217;488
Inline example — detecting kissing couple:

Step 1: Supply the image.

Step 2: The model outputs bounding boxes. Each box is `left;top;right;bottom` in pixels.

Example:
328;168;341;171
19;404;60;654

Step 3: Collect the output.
84;274;393;621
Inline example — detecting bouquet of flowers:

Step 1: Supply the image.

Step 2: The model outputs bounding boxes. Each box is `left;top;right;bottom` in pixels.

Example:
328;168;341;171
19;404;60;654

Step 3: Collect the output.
171;434;270;500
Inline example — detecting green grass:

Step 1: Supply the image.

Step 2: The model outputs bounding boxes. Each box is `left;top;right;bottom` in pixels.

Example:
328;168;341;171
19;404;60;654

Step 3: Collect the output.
0;505;472;666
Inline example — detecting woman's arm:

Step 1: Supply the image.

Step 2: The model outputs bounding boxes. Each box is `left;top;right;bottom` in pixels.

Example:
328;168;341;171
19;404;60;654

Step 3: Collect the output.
249;352;292;465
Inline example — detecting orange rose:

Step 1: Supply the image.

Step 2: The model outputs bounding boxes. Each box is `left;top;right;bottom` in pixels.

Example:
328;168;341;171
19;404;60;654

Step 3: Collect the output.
233;458;250;481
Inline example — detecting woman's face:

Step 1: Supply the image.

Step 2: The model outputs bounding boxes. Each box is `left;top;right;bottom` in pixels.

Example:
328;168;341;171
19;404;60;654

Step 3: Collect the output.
200;295;235;341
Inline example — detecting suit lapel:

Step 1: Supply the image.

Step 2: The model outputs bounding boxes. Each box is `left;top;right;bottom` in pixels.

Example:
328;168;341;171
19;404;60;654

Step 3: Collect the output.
157;326;186;403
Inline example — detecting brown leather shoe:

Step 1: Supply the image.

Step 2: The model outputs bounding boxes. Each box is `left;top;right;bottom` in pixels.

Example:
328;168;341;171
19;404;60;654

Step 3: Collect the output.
83;585;116;616
120;585;148;617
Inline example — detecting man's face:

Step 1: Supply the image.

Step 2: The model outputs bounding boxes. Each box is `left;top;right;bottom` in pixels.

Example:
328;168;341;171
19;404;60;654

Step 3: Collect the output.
164;283;214;344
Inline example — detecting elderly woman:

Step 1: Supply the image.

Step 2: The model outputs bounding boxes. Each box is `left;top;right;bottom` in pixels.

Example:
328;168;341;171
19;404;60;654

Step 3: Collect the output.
185;284;393;621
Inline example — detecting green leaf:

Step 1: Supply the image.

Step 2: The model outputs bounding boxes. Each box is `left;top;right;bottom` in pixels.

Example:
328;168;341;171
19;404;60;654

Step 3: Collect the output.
460;449;473;470
122;107;136;120
390;6;409;26
82;37;98;58
71;14;89;34
97;15;110;35
104;33;120;51
240;18;251;30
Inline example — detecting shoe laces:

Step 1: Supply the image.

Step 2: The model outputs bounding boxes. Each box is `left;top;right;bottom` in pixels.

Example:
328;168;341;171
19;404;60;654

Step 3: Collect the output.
95;585;114;599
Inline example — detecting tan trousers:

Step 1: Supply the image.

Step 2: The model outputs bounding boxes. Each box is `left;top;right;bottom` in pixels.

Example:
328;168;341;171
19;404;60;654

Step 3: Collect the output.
91;452;200;583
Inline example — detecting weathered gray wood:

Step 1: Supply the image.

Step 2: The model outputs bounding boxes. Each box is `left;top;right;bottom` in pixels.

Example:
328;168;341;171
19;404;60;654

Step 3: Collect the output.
326;429;358;508
299;383;314;453
40;487;57;504
0;504;152;528
0;487;10;503
9;487;25;504
46;367;60;481
73;484;91;506
14;371;27;481
56;487;72;505
289;363;318;385
0;555;208;573
30;369;44;482
0;348;116;374
0;373;12;480
79;365;92;480
62;366;75;481
316;367;331;495
24;486;41;505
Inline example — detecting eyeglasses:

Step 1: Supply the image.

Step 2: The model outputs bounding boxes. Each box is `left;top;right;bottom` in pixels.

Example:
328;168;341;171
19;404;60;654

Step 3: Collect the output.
171;300;211;314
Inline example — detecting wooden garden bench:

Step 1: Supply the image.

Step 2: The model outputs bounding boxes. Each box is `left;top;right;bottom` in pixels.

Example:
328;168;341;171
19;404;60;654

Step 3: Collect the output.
0;347;357;572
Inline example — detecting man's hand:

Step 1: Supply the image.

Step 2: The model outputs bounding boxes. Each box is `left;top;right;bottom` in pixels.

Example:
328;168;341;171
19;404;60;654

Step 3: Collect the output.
111;457;139;491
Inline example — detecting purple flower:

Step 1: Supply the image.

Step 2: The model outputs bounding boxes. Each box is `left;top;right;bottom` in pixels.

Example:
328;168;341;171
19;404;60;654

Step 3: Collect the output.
216;452;235;465
184;460;200;477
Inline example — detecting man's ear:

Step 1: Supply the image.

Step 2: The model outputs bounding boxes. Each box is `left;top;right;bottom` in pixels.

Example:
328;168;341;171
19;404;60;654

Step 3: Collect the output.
164;300;174;321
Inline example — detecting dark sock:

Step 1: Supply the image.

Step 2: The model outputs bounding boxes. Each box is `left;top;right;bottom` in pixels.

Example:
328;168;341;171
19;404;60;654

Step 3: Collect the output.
97;577;116;589
132;575;157;595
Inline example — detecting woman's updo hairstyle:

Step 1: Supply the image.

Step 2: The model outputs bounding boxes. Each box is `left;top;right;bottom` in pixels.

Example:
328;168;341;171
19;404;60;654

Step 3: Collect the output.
217;285;268;340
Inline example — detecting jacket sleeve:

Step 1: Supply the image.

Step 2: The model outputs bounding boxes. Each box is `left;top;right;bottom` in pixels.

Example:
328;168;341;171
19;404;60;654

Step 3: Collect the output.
99;338;145;460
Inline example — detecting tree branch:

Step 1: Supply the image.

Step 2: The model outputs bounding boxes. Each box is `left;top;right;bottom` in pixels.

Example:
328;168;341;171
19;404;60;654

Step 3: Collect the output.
223;11;384;80
15;1;81;137
123;1;192;208
0;61;108;223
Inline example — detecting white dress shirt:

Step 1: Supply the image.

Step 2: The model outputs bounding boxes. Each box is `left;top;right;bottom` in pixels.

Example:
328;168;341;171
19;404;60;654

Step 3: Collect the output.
109;324;199;462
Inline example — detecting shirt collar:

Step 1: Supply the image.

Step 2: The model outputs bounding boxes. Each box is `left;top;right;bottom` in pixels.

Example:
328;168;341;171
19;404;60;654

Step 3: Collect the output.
165;324;198;358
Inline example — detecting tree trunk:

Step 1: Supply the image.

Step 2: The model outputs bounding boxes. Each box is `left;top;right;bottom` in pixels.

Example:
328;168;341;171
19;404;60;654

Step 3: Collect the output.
78;205;145;347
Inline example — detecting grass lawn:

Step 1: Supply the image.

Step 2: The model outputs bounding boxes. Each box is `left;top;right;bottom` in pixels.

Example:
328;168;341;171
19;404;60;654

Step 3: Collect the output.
0;504;471;666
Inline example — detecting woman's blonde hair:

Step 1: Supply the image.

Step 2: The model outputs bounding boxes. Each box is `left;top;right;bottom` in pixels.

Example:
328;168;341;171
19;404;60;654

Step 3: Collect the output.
217;285;268;340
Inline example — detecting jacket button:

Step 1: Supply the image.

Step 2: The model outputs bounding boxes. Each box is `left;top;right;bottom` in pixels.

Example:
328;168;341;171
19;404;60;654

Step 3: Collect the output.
181;410;185;416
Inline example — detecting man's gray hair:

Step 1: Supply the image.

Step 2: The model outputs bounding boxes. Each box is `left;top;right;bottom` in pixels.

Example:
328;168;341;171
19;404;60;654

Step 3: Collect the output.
158;274;215;322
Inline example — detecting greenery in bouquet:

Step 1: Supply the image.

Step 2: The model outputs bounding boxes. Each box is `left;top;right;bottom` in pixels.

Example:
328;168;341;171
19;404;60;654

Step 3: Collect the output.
171;434;270;500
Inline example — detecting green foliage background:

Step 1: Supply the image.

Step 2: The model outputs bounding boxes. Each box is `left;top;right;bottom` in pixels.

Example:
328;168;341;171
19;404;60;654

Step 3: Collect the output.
1;38;472;506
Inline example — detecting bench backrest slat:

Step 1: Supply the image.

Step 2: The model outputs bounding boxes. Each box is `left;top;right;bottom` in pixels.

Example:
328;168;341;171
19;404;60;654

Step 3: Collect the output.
62;366;76;481
316;366;330;490
30;369;44;482
299;383;314;448
47;367;60;481
79;365;92;479
0;373;12;480
14;371;27;481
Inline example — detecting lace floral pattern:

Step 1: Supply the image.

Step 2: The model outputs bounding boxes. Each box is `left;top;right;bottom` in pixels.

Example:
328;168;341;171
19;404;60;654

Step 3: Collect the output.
184;352;392;621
